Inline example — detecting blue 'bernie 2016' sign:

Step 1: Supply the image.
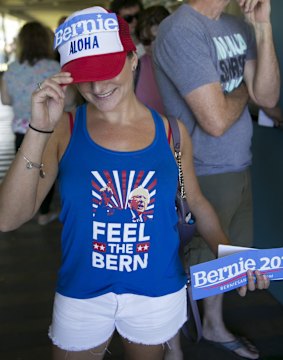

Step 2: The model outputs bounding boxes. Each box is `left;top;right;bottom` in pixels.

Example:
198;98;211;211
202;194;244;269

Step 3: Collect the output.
190;247;283;300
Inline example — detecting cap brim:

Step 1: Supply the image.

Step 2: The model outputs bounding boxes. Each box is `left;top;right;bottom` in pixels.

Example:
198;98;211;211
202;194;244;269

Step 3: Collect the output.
62;51;127;83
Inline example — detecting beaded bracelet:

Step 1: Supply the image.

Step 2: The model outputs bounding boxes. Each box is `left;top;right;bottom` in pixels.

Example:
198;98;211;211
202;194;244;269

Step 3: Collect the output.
18;148;45;178
29;124;54;134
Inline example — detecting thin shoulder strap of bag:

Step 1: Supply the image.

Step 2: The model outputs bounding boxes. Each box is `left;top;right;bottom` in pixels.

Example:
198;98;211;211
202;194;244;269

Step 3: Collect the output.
167;116;180;153
167;116;203;342
168;116;186;199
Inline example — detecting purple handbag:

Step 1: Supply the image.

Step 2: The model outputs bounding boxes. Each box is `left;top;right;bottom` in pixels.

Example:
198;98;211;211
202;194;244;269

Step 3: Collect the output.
168;116;196;247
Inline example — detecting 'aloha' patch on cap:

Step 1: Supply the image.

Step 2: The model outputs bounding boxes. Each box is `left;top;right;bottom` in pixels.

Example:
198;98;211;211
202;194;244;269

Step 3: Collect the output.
54;9;124;67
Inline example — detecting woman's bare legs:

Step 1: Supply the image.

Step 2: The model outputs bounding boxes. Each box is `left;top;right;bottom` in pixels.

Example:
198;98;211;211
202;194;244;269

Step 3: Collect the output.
165;331;183;360
52;337;112;360
121;337;165;360
52;332;182;360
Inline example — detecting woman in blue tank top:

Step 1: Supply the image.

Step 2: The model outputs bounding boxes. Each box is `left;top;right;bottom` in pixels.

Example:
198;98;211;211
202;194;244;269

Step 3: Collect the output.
0;5;270;360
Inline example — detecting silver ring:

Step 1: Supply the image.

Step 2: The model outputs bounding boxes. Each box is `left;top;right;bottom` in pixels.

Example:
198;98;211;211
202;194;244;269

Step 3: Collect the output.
37;82;42;90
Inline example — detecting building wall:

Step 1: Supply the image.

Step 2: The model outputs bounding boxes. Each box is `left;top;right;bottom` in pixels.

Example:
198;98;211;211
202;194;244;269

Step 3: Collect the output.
252;0;283;305
271;0;283;108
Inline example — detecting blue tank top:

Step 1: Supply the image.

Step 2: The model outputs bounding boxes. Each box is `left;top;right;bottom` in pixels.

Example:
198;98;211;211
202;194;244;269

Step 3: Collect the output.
57;104;186;299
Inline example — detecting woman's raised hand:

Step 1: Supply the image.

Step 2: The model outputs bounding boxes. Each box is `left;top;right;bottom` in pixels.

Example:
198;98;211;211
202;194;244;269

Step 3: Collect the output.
31;72;73;132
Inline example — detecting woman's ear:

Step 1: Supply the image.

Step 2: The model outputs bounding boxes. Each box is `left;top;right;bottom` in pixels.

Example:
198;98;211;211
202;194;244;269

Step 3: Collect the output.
131;52;138;71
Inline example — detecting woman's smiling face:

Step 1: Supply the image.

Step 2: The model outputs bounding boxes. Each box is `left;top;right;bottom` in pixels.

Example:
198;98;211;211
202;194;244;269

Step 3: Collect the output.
76;53;138;112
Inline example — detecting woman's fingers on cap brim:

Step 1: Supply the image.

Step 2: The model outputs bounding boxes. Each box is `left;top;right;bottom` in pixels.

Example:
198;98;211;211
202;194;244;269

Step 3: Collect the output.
34;86;65;103
38;73;73;98
51;72;73;83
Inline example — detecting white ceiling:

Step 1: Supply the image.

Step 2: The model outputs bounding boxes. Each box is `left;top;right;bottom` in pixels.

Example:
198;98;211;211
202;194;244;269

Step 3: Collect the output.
0;0;241;31
0;0;110;29
0;0;186;30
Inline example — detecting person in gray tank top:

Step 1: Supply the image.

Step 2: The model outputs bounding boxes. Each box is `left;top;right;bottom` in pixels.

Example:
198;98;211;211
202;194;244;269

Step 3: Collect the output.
154;0;280;359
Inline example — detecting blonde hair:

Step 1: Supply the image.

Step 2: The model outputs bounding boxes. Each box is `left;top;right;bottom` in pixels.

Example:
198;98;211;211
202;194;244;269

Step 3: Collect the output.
129;187;150;206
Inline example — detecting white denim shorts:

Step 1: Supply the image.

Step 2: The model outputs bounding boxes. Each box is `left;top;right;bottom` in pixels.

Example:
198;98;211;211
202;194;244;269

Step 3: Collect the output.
48;286;187;351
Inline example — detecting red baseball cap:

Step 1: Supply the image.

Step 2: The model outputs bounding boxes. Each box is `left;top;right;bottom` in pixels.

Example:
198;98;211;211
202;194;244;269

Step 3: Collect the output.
54;6;136;83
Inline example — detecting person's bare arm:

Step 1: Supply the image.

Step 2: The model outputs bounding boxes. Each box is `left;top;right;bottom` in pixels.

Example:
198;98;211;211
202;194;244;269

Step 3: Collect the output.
184;81;249;137
177;119;269;291
183;0;279;137
240;0;280;107
0;130;59;230
0;72;73;231
177;120;229;255
261;105;283;127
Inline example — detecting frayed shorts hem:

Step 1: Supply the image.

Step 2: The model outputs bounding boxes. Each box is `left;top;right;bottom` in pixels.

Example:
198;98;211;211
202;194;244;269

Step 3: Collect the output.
116;317;187;346
48;328;114;351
